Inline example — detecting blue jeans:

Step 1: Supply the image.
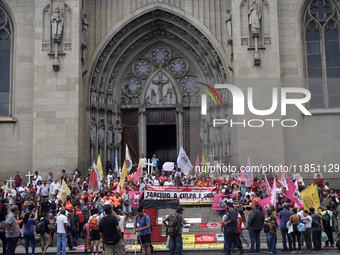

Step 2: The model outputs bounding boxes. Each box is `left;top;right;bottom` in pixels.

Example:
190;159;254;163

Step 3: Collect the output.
249;229;261;252
24;231;35;255
266;233;276;254
218;210;225;217
57;233;67;255
169;235;183;255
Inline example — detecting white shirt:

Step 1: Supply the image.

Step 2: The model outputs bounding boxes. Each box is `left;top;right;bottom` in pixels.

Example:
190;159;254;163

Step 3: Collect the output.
303;215;312;228
56;214;68;233
34;175;42;184
245;191;254;199
164;181;173;186
119;215;125;232
313;172;324;179
141;158;147;168
39;184;50;197
50;182;60;195
153;179;160;186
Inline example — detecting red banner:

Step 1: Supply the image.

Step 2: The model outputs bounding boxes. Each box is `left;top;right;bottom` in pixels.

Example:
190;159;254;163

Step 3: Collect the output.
200;222;222;229
195;234;216;244
144;185;216;205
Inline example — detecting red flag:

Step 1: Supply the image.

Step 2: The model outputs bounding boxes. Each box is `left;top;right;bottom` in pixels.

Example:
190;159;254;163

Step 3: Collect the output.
88;162;99;194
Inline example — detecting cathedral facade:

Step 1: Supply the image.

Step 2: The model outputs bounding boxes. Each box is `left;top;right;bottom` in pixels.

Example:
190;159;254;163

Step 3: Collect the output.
0;0;339;184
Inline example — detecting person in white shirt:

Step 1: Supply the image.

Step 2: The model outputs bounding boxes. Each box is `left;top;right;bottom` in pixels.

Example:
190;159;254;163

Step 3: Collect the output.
141;154;147;172
107;170;114;186
56;209;69;255
33;171;42;184
313;171;324;180
301;210;312;252
164;177;173;186
245;187;254;200
153;176;160;186
50;178;60;196
39;180;50;197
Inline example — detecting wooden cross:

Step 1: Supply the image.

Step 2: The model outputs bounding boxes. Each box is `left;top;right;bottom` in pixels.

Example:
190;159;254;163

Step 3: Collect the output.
145;159;154;175
25;171;34;185
4;177;15;198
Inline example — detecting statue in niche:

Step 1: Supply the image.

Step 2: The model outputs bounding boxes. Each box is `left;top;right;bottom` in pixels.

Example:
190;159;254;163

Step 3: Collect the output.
90;91;97;108
170;87;176;104
106;121;113;150
98;94;105;110
248;1;262;36
90;116;97;147
225;10;232;44
51;6;64;43
200;118;209;145
107;96;113;111
150;89;157;105
98;119;105;148
81;14;89;49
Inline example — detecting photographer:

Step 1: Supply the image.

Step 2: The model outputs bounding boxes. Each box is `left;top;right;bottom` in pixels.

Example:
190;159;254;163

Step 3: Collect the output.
22;208;38;255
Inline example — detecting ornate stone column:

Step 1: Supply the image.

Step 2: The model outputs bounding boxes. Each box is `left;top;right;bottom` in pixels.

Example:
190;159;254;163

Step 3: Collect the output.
176;105;183;152
139;105;147;156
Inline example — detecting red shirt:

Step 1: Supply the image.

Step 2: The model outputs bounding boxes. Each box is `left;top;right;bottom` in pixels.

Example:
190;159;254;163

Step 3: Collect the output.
75;208;83;223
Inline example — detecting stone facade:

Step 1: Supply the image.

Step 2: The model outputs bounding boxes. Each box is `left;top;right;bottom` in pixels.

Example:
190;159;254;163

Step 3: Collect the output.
0;0;339;184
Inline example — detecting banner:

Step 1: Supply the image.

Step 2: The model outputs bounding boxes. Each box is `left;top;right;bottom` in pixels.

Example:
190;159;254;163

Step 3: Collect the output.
125;144;133;172
300;184;320;211
58;179;71;203
211;193;237;210
244;157;253;187
144;185;216;205
133;159;141;185
258;196;272;212
120;161;128;188
287;180;303;207
195;234;216;244
200;222;222;229
97;155;104;177
129;190;142;208
264;172;272;196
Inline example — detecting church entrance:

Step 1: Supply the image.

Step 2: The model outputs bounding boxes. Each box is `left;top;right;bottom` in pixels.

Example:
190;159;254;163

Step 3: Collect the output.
147;125;176;168
146;109;177;167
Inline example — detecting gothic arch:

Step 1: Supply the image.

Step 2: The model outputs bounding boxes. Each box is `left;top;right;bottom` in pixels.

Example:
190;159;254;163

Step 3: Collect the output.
89;8;229;165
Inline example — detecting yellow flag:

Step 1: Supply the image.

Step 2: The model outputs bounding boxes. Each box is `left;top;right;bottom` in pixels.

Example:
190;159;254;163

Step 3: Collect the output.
300;184;320;212
97;155;104;176
202;152;207;172
58;179;71;203
120;161;127;188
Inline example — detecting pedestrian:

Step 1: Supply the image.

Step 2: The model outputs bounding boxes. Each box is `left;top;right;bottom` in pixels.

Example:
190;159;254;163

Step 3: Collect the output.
223;202;245;255
121;188;132;221
310;207;323;250
300;210;312;252
278;203;292;251
99;203;125;255
264;209;277;254
321;205;334;247
231;212;249;252
288;207;301;253
162;206;186;255
22;209;38;255
39;212;51;255
248;203;264;252
56;208;69;255
4;205;20;255
133;207;152;255
89;208;100;255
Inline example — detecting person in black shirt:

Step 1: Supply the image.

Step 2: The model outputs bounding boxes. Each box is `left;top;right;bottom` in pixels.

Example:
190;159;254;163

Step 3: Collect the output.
40;197;51;216
99;204;125;255
39;212;51;255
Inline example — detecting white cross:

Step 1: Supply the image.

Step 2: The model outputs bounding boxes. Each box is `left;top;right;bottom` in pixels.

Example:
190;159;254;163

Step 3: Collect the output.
25;171;34;184
4;177;15;198
145;159;154;175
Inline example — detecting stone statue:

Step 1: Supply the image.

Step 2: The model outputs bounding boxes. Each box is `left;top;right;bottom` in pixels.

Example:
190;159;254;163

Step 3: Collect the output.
107;96;113;111
90;116;97;147
200;118;208;145
106;121;113;149
225;10;232;43
248;1;262;36
82;14;89;48
90;91;97;108
150;89;157;105
98;93;105;110
51;6;64;43
98;119;105;148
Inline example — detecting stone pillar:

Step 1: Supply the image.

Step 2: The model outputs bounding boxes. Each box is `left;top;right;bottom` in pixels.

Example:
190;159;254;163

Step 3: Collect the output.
176;105;183;152
139;106;147;156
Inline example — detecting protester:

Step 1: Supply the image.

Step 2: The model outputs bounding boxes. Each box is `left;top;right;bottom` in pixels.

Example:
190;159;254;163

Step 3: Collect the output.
99;203;125;255
162;206;186;255
121;188;132;221
89;208;100;255
4;205;20;255
248;203;264;253
223;202;245;255
56;208;69;255
134;207;152;255
264;209;277;254
300;210;312;252
278;203;292;251
310;207;323;251
288;207;301;253
22;209;38;255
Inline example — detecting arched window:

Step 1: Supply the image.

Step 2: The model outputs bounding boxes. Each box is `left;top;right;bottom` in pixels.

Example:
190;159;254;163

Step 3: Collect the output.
0;6;12;116
304;0;340;108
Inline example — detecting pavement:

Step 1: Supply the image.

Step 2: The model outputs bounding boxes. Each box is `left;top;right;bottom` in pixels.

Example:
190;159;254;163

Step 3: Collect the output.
9;243;340;255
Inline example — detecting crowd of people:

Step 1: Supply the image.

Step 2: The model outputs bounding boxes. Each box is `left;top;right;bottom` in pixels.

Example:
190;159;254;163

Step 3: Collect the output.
0;155;339;255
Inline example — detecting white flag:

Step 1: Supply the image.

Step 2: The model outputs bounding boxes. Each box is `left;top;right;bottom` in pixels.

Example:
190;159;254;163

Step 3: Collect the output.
163;162;174;171
125;144;133;172
177;146;193;175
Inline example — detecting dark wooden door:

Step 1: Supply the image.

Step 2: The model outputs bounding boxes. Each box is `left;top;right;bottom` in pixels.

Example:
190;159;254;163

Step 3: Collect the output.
121;110;139;166
184;108;202;163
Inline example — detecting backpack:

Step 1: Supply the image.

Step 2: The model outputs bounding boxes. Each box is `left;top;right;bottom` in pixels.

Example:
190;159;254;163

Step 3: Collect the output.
167;214;181;237
89;216;99;230
263;217;271;234
297;222;306;232
36;219;45;234
322;211;331;227
50;200;57;210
